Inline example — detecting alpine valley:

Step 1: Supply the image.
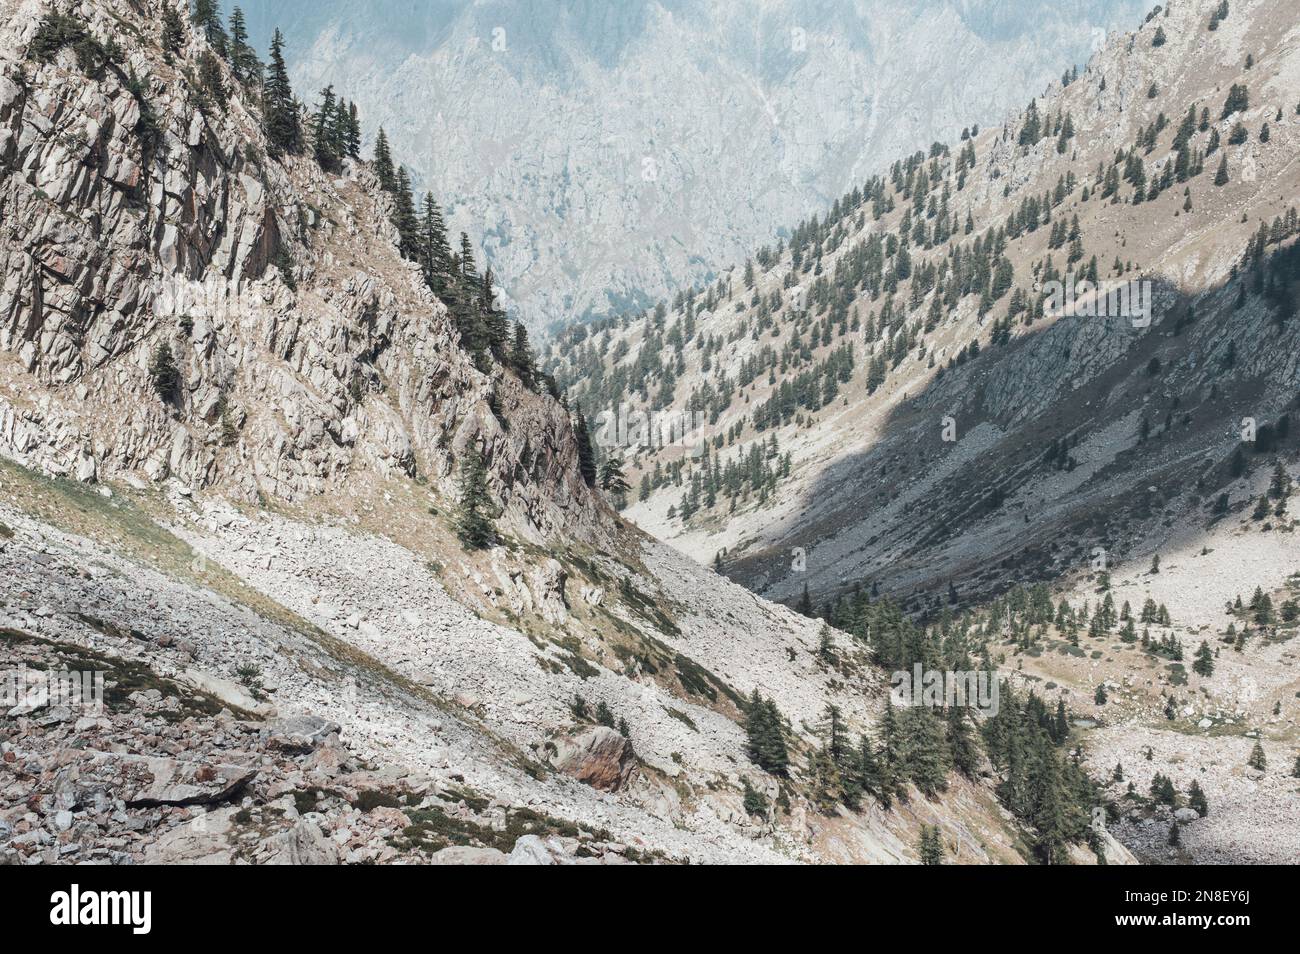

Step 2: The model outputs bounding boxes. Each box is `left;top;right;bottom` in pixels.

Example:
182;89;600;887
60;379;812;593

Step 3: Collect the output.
0;0;1295;868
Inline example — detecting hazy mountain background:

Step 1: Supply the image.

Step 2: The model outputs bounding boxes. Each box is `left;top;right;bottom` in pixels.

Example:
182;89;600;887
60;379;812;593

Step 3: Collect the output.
237;0;1146;331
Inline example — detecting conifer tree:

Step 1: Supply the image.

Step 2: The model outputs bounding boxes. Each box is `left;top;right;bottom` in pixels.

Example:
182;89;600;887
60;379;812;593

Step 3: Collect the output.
744;690;789;776
573;405;597;487
312;84;339;167
1192;640;1215;676
1214;154;1229;186
1247;740;1267;771
392;166;419;258
161;4;186;61
599;456;630;496
1188;779;1208;816
796;582;813;617
510;322;535;386
947;704;980;776
902;705;950;796
227;6;259;83
419;193;453;294
149;342;180;401
482;268;510;359
918;824;945;865
262;30;301;155
453;448;496;549
372;127;396;192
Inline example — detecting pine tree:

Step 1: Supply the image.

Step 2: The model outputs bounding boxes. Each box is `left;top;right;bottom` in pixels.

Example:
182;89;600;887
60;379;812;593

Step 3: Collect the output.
1247;740;1266;771
574;406;597;488
372;127;395;192
481;269;510;359
1188;779;1208;816
227;6;260;83
1214;154;1229;186
148;342;179;401
599;456;630;496
195;49;225;111
161;4;186;61
946;704;980;776
744;690;789;776
902;705;950;797
918;824;945;865
262;30;301;155
509;322;536;386
311;84;339;167
418;193;453;295
453;448;496;549
344;101;361;158
392;167;419;258
741;777;768;817
1192;640;1215;677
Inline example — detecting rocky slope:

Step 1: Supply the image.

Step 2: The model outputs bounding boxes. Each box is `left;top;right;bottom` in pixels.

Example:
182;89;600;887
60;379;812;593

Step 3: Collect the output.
248;0;1147;330
0;0;1119;864
550;0;1300;862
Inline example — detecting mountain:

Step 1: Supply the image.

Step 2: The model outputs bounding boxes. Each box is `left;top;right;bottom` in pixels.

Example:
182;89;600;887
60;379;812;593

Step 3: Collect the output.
549;0;1300;863
0;0;1137;865
237;0;1147;331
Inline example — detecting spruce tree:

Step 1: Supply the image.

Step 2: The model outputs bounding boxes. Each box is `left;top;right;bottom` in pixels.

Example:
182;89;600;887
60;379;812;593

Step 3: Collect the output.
392;167;419;258
149;342;180;401
372;127;396;192
1247;740;1267;771
1192;640;1215;676
796;582;813;617
262;30;301;155
1188;779;1208;816
419;193;453;295
161;4;186;61
453;448;496;549
312;85;339;167
1214;154;1229;186
227;6;259;83
599;456;630;496
902;705;950;797
573;406;597;487
482;268;510;358
509;322;535;386
947;704;980;776
744;690;789;776
918;824;945;865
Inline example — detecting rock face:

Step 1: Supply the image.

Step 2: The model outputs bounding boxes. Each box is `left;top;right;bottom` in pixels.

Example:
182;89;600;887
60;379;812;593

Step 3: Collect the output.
552;727;636;793
0;0;602;545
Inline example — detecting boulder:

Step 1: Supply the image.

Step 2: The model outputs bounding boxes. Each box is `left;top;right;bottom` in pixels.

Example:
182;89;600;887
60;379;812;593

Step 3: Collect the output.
551;726;635;792
260;715;341;754
507;834;557;865
429;845;508;865
62;751;255;807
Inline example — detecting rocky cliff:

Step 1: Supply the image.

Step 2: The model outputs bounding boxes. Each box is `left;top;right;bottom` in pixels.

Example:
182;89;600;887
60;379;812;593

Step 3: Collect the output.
0;0;597;545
